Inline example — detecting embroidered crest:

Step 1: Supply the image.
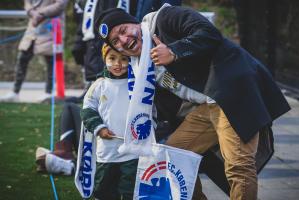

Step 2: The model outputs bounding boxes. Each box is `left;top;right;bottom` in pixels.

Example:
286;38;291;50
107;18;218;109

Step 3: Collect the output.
100;95;107;102
99;24;108;38
130;113;151;140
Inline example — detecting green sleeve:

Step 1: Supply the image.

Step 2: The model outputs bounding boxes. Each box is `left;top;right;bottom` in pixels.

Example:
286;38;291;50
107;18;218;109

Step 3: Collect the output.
80;107;104;133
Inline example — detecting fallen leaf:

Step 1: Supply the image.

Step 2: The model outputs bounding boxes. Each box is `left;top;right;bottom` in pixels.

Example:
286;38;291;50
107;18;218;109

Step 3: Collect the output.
21;106;28;112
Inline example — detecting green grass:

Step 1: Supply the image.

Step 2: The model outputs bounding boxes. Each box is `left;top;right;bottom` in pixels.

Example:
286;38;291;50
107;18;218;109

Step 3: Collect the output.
0;103;82;200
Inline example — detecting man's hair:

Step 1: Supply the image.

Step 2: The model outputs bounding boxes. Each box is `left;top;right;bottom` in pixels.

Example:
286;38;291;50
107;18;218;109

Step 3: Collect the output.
101;43;112;61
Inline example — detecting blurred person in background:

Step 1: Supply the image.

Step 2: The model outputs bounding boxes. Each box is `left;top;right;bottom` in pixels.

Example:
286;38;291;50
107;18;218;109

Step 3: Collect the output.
0;0;68;102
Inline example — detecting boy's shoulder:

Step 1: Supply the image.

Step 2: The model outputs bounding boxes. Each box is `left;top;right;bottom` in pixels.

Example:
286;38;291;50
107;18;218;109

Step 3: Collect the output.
85;77;106;98
91;77;106;88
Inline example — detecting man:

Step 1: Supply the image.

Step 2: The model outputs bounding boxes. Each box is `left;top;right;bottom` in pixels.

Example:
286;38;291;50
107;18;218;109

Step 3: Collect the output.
95;6;290;200
0;0;68;102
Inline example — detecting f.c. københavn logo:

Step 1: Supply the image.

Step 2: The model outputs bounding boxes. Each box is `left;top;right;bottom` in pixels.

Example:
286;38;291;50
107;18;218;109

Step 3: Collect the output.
130;113;151;140
139;161;188;200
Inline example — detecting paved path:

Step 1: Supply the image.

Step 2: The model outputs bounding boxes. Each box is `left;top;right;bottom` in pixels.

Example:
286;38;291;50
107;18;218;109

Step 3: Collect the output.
0;82;83;103
1;81;299;199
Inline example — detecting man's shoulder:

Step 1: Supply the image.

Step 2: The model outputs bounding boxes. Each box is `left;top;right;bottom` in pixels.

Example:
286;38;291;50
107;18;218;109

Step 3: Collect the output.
158;5;192;15
156;6;177;26
157;5;179;16
85;77;105;98
157;6;195;23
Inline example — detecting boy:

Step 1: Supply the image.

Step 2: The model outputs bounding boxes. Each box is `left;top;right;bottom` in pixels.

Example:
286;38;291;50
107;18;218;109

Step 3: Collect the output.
81;43;138;200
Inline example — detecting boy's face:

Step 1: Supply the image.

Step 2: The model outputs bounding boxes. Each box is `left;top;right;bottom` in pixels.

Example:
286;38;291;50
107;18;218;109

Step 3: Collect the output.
108;23;142;57
105;49;129;77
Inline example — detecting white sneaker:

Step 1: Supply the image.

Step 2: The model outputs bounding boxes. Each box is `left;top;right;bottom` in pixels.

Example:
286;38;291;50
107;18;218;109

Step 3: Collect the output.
0;92;19;102
35;147;51;161
45;153;75;176
37;93;52;102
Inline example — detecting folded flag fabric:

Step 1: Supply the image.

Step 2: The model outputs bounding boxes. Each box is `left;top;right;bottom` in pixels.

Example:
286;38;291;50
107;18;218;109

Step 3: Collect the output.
134;144;202;200
74;124;97;198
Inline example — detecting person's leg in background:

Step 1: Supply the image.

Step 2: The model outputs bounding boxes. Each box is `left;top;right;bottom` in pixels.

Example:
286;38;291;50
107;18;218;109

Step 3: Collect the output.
35;103;81;175
36;55;53;102
166;104;219;200
58;102;81;153
14;48;34;94
0;46;34;102
44;55;53;94
209;104;259;200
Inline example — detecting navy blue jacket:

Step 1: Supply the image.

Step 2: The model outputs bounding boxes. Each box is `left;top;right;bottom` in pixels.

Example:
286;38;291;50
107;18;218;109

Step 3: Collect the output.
155;6;290;143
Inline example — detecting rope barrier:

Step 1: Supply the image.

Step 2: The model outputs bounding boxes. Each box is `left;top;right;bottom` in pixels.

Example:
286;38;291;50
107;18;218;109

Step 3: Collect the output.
0;22;62;45
49;18;59;200
0;32;24;45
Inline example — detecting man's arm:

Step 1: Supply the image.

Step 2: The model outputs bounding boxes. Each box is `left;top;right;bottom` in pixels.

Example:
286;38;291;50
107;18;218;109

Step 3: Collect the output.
157;6;223;62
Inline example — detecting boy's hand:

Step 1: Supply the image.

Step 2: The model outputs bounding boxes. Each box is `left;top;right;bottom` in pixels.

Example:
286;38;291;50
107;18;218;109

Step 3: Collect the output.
97;128;115;140
150;34;176;66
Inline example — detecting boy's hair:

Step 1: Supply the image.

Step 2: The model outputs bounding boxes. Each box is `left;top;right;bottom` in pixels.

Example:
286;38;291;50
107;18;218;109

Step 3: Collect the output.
101;43;112;61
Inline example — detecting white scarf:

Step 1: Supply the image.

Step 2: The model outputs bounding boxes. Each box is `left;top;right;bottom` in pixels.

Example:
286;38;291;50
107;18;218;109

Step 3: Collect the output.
82;0;98;41
118;22;156;156
118;3;171;156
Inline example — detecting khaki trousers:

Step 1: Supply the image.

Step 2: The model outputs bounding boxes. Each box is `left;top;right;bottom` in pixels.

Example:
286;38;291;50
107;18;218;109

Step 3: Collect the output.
166;104;259;200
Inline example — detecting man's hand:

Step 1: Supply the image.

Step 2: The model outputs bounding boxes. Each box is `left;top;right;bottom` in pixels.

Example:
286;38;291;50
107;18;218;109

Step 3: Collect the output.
150;35;176;66
97;128;115;140
29;9;45;27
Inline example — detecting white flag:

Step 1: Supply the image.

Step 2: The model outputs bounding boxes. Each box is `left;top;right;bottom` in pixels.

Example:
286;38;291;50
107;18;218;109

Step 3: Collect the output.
134;144;202;200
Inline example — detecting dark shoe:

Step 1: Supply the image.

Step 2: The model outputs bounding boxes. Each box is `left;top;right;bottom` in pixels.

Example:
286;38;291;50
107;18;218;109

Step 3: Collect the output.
53;140;75;160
